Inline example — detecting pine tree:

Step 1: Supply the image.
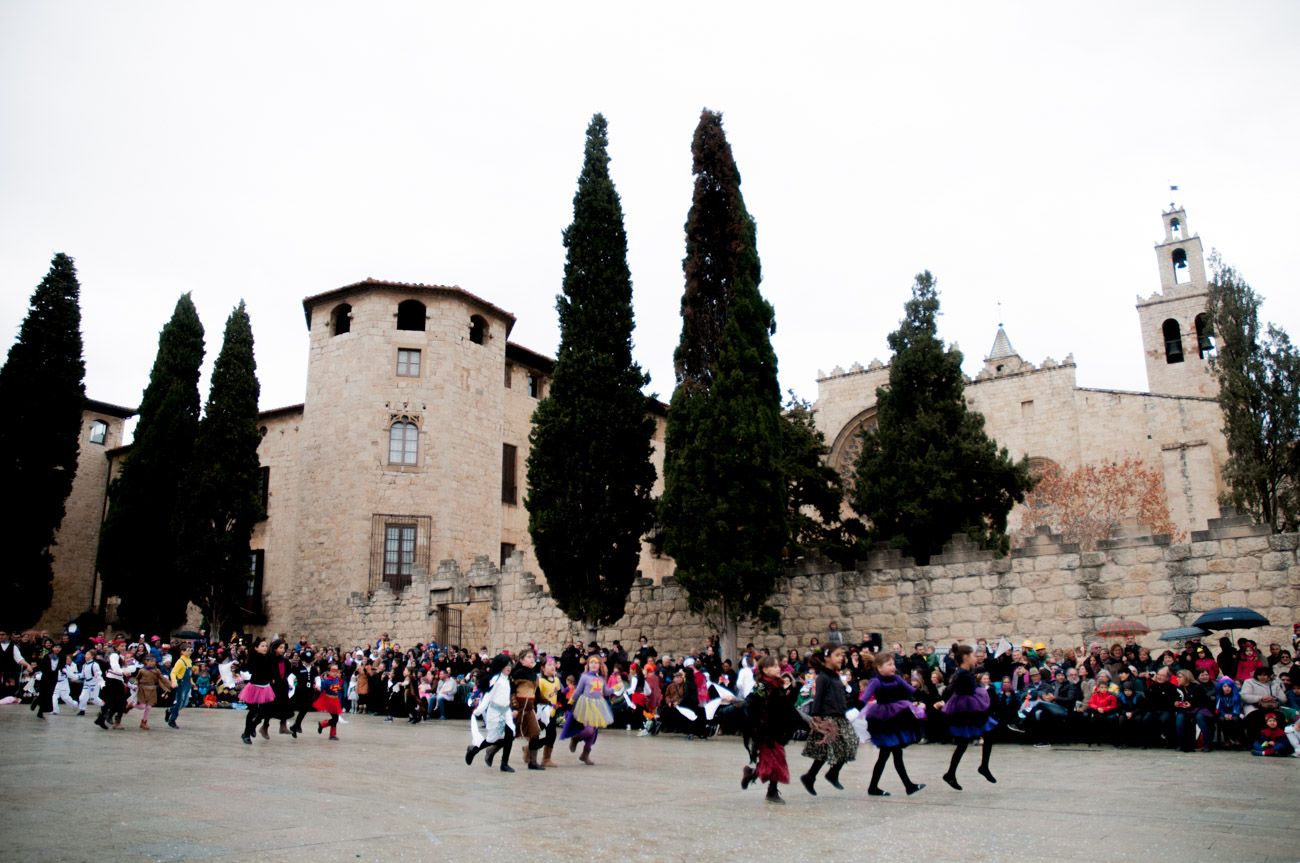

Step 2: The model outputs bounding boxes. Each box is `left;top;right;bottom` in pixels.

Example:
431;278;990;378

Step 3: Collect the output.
0;253;86;629
851;272;1031;563
98;294;204;634
661;110;786;661
1207;254;1300;532
175;302;262;640
526;114;657;631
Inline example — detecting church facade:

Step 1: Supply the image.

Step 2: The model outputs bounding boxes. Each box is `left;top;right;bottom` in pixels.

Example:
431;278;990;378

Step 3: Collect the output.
814;206;1227;540
41;207;1232;646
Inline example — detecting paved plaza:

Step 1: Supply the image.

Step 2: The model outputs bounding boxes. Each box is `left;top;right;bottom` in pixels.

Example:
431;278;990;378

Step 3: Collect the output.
1;707;1295;863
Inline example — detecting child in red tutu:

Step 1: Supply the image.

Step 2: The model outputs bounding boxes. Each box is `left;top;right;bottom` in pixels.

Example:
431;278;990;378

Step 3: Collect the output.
742;655;802;804
313;663;344;741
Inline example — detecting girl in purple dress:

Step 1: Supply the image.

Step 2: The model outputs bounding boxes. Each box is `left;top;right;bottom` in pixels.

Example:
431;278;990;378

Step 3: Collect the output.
863;655;925;796
940;644;998;790
560;654;613;765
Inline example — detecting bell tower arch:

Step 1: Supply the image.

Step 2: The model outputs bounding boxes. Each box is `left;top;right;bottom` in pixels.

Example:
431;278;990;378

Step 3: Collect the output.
1135;205;1217;397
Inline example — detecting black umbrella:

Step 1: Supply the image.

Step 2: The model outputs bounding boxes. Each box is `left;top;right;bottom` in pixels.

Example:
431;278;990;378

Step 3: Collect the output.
171;629;205;640
1192;607;1270;630
1157;625;1211;642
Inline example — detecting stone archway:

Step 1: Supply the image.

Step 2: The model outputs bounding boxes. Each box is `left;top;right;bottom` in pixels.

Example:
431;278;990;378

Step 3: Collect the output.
828;406;879;487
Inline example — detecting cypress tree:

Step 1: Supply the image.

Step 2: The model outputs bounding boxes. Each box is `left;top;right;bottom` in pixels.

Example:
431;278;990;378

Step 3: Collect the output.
175;302;262;640
851;272;1031;563
98;294;204;634
1207;254;1300;532
526;114;657;632
660;110;786;661
781;394;860;567
0;253;86;629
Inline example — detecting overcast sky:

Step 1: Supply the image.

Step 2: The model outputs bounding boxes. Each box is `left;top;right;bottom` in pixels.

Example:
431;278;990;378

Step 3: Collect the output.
3;4;1298;425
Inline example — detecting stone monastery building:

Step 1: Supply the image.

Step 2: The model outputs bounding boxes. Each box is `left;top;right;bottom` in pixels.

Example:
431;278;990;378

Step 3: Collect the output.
44;207;1235;646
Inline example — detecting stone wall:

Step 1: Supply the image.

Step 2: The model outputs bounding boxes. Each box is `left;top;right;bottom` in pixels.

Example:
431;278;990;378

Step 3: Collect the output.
487;511;1298;658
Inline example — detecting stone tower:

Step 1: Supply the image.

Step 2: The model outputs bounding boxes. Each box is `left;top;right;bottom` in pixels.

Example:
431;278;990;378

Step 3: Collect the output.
1136;205;1217;397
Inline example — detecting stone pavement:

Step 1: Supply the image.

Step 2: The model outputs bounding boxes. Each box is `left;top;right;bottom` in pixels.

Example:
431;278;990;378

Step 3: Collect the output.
0;707;1295;863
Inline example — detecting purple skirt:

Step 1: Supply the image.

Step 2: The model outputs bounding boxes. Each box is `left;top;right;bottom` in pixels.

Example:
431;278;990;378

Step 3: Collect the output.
239;683;275;705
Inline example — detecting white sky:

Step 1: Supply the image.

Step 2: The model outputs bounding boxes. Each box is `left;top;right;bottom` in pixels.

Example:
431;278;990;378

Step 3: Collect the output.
3;4;1299;422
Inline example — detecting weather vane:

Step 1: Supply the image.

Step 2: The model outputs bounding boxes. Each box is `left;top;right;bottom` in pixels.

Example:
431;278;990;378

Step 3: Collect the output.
1169;182;1180;209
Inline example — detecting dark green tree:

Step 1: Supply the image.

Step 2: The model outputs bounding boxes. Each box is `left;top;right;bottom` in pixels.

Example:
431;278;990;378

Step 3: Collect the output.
660;109;786;662
851;272;1031;563
98;294;204;634
0;254;86;629
526;114;657;633
1206;254;1300;532
175;302;262;640
781;393;860;567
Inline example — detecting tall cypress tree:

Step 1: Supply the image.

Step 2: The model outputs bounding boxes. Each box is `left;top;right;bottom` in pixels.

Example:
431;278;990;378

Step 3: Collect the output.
98;294;204;634
0;253;86;629
526;114;657;632
175;302;262;640
851;272;1031;563
660;110;786;662
1206;254;1300;532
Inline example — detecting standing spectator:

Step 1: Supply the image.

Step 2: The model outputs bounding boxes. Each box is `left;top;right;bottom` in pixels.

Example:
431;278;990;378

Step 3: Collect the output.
0;629;34;699
825;622;845;649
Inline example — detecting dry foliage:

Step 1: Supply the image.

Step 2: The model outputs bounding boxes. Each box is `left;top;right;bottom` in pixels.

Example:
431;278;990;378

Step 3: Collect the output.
1017;458;1184;550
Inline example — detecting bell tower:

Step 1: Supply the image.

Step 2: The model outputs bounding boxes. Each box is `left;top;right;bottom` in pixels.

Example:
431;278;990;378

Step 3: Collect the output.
1135;205;1217;397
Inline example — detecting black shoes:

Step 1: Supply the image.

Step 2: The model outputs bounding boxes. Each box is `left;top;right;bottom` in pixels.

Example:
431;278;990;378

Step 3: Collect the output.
867;787;890;796
800;773;817;796
906;783;926;795
978;767;997;784
942;772;961;790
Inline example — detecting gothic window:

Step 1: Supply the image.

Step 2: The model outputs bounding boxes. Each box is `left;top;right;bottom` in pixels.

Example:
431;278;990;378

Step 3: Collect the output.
246;550;265;614
397;299;426;331
257;466;270;519
470;315;488;345
1163;319;1184;364
1172;248;1190;284
383;523;417;590
396;348;421;377
89;419;108;445
501;443;518;504
368;514;431;592
331;303;352;336
1170;217;1182;239
1195;313;1215;359
388;418;420;465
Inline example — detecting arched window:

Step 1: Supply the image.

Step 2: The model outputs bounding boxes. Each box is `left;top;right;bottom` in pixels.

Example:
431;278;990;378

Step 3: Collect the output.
1163;318;1184;364
1172;248;1189;284
1170;217;1182;239
1195;313;1215;359
469;314;488;345
388;419;419;465
396;300;426;331
331;303;351;336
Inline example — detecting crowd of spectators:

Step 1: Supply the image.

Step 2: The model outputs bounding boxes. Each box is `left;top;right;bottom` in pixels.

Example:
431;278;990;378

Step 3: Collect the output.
3;623;1298;759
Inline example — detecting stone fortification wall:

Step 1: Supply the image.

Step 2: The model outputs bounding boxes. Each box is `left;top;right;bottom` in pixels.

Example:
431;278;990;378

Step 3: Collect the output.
488;511;1298;657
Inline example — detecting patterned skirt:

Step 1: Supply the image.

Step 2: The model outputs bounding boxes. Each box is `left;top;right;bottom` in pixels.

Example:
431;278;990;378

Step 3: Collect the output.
801;715;858;764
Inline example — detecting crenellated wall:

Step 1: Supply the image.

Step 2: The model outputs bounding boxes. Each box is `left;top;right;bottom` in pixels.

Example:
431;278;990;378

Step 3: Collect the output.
486;510;1297;657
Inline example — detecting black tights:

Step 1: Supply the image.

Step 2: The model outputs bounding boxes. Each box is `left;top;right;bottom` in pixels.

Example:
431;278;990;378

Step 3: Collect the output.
472;729;515;768
805;758;845;782
870;746;916;791
947;737;994;778
242;704;262;738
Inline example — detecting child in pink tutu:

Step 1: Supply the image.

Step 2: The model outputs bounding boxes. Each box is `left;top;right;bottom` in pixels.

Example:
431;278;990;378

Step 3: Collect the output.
238;638;277;744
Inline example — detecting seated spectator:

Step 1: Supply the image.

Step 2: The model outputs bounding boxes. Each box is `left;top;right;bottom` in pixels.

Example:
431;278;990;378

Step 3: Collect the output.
1241;665;1285;716
1143;667;1177;747
1172;669;1212;753
1235;641;1264;683
1251;709;1296;757
1084;669;1119;743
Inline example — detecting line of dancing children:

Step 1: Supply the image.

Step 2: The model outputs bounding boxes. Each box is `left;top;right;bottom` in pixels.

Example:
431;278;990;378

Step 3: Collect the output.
740;643;995;803
236;637;346;744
